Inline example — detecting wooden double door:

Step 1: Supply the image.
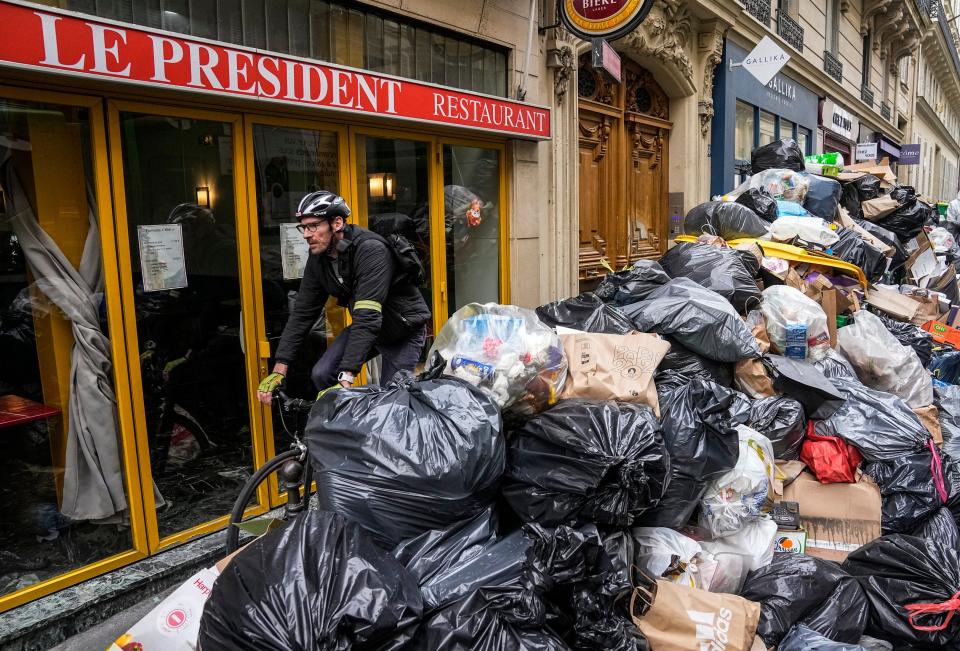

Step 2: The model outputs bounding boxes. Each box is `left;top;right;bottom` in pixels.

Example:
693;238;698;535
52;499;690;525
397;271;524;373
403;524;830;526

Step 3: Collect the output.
577;57;671;289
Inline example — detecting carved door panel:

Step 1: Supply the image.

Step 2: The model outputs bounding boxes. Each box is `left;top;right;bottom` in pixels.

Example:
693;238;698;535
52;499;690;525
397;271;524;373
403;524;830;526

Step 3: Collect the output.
624;119;667;264
577;107;616;281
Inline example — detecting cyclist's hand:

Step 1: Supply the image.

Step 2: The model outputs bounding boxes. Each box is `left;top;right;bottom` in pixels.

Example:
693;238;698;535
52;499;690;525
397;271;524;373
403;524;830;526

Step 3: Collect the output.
162;356;188;381
257;372;285;405
316;384;342;400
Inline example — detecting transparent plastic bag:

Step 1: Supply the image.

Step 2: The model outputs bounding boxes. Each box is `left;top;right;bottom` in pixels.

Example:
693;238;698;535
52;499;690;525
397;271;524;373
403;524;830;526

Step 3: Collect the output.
429;303;568;415
760;285;831;361
836;310;933;409
748;168;811;203
768;216;840;246
699;426;776;537
929;227;958;254
699;517;778;592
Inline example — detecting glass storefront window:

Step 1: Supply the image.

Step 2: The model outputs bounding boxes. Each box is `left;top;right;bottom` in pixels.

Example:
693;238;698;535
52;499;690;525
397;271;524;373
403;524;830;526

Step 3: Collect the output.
117;112;254;539
797;128;811;155
442;145;501;315
735;101;754;161
355;134;433;379
250;124;345;451
0;98;131;596
780;119;795;141
759;111;776;146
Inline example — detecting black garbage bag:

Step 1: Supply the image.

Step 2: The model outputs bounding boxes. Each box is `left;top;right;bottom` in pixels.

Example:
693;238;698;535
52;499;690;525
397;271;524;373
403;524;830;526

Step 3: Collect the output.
814;349;860;381
843;533;960;647
871;310;934;366
853;174;883;201
740;553;870;646
198;511;423;651
912;507;960;548
805;174;843;221
929;350;960;385
657;242;761;313
682;201;770;240
622;278;761;363
502;400;671;527
830;227;888;283
856;218;909;271
765;355;846;420
305;375;505;547
749;395;807;459
779;625;869;651
815;378;930;461
594;260;671;306
751;138;805;173
736;187;778;222
653;337;734;398
841;183;864;220
864;449;946;534
890;185;917;203
638;379;750;528
936;383;960;459
876;198;928;240
536;293;634;334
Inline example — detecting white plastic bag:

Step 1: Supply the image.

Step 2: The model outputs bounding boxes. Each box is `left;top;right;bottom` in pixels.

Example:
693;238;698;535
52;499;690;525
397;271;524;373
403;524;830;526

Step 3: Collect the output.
929;227;957;253
699;426;776;537
631;527;717;591
836;310;933;408
748;168;810;203
429;302;568;414
760;285;831;361
700;517;777;592
768;216;839;246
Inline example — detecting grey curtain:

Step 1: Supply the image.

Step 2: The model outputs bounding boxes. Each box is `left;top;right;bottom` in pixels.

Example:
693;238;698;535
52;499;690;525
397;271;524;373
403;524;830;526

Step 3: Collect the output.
6;165;128;521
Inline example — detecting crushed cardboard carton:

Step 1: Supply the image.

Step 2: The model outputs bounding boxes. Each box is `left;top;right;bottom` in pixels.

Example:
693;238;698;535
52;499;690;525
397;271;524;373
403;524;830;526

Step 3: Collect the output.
780;469;882;563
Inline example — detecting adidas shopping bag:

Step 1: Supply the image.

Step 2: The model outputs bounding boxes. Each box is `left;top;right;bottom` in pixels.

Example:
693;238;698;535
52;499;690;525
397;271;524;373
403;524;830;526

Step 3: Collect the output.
632;576;761;650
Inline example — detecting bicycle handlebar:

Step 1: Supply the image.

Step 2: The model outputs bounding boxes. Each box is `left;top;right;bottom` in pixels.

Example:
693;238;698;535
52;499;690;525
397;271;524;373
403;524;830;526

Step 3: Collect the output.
274;388;313;415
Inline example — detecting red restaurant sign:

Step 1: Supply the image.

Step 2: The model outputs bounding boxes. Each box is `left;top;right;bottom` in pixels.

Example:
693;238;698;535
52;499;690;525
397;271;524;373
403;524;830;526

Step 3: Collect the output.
0;0;550;139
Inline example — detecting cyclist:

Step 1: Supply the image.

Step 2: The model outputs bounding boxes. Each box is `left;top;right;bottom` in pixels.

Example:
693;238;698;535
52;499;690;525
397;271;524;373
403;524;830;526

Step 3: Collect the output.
257;191;430;404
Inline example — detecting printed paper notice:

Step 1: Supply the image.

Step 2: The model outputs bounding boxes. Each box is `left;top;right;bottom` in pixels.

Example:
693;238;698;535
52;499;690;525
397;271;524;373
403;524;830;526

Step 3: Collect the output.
281;223;310;280
137;224;187;292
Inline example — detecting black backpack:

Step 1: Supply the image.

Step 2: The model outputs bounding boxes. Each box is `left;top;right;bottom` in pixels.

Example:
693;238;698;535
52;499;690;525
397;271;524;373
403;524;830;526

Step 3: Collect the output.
384;233;425;287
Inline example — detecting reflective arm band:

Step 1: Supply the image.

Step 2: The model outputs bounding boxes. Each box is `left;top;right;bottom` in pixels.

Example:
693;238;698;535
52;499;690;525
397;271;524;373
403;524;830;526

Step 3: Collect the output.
353;300;382;313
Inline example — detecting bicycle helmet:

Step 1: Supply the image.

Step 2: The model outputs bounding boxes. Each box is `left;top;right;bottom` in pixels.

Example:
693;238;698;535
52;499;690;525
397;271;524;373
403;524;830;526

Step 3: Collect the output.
296;191;351;221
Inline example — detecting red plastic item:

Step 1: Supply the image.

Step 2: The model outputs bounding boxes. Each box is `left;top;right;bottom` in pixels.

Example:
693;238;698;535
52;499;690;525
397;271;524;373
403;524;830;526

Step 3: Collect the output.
800;421;863;483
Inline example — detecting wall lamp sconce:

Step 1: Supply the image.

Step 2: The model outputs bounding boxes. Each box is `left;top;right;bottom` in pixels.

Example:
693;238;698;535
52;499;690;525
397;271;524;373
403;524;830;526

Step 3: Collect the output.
367;173;395;199
195;185;211;208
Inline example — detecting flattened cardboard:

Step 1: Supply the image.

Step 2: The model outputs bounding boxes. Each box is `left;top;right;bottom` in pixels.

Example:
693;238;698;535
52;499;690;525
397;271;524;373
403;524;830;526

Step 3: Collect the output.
913;404;943;446
866;286;921;322
837;207;893;255
861;195;901;221
820;288;839;347
781;470;881;563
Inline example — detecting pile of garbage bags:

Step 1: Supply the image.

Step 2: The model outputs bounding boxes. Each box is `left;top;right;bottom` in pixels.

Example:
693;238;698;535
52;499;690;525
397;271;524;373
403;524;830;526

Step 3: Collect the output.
193;138;960;651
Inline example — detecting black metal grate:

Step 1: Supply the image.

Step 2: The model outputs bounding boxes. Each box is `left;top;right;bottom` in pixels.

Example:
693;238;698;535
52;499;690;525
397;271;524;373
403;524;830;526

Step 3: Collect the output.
745;0;771;26
881;102;892;119
824;50;843;83
861;85;875;107
777;12;804;52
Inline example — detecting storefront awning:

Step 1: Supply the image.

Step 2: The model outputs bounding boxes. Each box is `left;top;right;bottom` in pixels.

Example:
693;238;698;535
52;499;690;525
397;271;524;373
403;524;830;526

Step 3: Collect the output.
876;134;901;161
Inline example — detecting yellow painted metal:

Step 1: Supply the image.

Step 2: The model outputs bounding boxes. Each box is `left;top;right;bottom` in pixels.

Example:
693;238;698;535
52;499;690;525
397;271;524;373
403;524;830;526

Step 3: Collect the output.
673;235;869;288
0;86;150;613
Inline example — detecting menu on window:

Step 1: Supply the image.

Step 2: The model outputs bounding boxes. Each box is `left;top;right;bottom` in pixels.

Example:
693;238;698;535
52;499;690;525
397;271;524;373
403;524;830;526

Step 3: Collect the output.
137;224;188;292
280;223;310;280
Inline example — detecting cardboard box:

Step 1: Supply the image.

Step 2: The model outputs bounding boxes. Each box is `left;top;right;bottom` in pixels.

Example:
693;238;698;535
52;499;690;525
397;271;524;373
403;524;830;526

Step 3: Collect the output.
774;528;807;554
866;286;922;322
923;320;960;348
780;470;881;562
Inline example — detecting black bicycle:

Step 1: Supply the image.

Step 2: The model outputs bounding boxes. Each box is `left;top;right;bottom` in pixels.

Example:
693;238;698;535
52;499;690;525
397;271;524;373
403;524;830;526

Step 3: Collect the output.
224;389;314;555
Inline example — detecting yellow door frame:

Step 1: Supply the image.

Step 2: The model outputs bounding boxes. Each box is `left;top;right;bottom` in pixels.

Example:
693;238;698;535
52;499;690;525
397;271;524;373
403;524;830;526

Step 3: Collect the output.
240;114;351;505
105;99;270;552
0;86;148;613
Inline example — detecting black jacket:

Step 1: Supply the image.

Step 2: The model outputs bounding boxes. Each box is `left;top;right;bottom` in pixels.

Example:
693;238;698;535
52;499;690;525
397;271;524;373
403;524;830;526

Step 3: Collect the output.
274;225;430;373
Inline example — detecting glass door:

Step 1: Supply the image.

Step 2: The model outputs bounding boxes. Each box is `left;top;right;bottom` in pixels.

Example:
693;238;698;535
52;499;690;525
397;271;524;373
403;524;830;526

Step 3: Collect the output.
244;118;349;466
353;130;436;380
108;102;264;548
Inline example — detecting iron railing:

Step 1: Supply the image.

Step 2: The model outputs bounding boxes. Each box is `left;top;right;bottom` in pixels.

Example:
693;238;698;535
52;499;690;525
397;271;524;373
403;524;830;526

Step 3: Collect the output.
881;102;892;119
824;50;843;83
861;85;875;107
745;0;771;26
777;12;804;51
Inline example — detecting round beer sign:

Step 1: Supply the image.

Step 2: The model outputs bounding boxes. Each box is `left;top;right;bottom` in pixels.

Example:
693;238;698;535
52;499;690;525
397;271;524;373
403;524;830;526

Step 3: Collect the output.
559;0;655;40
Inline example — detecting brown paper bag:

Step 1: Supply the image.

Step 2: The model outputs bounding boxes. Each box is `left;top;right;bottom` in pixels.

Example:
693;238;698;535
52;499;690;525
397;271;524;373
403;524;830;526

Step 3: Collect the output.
632;579;760;651
734;358;776;398
861;195;901;221
913;405;943;445
559;331;670;415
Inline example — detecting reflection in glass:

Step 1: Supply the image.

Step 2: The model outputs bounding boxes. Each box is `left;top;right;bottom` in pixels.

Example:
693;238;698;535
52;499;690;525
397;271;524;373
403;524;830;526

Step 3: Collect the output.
119;113;252;539
0;99;130;596
780;119;795;142
443;145;501;315
251;125;343;452
797;129;810;156
759;111;776;146
355;135;432;376
735;101;754;161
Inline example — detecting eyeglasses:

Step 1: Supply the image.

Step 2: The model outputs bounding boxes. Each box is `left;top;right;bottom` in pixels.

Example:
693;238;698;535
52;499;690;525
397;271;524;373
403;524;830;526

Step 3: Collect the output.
295;221;325;235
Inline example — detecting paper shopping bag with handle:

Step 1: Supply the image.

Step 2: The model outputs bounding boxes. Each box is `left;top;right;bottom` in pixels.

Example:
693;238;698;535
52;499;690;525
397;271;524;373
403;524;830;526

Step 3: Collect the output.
632;572;761;651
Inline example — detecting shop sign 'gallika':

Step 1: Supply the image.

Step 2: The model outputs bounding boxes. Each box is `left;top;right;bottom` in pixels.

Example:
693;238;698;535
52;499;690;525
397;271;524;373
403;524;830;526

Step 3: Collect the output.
0;0;550;139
